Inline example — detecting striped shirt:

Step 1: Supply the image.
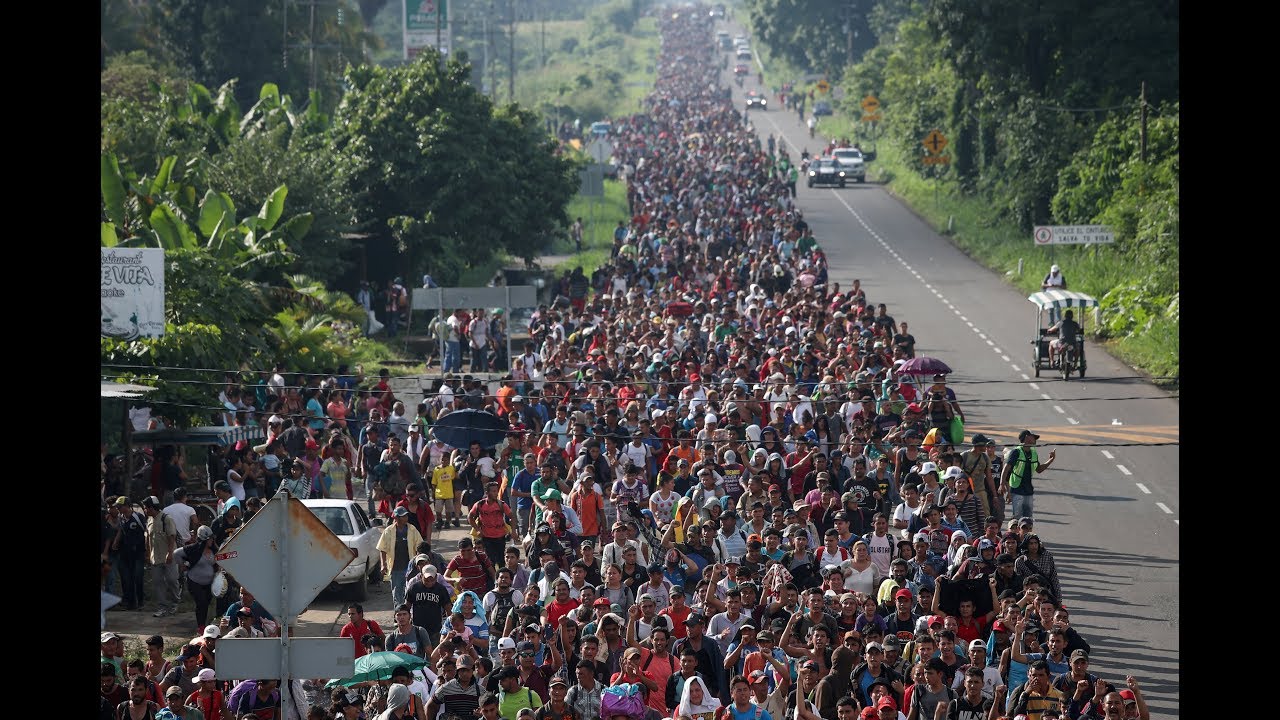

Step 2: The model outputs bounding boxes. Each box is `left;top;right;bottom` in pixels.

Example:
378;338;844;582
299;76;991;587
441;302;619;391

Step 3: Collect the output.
433;677;482;718
446;551;494;594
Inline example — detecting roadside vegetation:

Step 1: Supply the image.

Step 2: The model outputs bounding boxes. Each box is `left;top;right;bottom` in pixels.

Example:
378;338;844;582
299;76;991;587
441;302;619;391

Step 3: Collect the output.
739;0;1179;386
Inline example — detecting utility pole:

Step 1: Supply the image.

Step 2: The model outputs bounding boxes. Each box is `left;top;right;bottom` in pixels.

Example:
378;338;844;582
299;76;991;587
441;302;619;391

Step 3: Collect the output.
1139;81;1148;163
508;0;516;103
484;10;495;98
309;0;318;92
540;0;546;68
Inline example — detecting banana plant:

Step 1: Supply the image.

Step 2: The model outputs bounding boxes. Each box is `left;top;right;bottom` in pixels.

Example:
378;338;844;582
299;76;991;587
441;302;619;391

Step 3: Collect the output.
102;151;313;271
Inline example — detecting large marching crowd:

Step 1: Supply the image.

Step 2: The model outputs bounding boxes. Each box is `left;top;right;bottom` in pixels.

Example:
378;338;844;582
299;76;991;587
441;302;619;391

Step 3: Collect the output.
99;5;1154;720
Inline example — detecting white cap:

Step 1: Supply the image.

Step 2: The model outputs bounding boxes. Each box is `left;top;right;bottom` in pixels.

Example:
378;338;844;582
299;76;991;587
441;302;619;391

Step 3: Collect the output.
268;415;283;425
970;639;987;651
942;466;964;480
1051;264;1060;273
918;462;938;475
498;637;517;651
704;413;718;424
423;564;438;577
202;625;221;639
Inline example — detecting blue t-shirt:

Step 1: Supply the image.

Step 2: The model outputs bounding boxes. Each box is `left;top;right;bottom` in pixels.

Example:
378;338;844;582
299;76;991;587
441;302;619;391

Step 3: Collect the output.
725;705;772;720
512;469;537;511
306;397;326;430
1026;652;1070;677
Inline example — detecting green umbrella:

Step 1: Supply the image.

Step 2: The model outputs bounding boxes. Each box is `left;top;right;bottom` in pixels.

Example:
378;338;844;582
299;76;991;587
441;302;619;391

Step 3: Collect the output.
324;651;429;688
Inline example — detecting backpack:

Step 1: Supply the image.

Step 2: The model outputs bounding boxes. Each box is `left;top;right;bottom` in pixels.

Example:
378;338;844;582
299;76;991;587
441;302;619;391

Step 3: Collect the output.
1005;447;1033;490
120;512;147;555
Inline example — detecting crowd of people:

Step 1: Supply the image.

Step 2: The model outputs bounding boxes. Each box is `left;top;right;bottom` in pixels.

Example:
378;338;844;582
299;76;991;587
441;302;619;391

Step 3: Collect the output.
99;6;1156;720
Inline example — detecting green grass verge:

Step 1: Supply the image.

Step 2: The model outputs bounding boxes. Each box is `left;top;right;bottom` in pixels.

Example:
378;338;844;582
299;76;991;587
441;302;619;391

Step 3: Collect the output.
824;111;1178;389
512;16;659;122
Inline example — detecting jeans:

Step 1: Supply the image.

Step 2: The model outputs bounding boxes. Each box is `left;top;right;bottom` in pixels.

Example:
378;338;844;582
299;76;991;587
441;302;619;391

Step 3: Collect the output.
119;554;146;609
445;341;461;373
516;506;532;538
189;579;213;629
1011;493;1035;521
387;310;400;338
151;562;180;611
471;345;488;372
390;569;407;610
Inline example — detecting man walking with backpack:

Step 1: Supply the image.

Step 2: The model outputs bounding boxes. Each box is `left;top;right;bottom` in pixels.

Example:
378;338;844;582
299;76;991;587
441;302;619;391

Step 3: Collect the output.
114;497;148;611
1001;430;1055;523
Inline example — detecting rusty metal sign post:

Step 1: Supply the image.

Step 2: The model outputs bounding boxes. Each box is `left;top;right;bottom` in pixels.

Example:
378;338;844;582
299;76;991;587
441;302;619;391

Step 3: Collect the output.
215;490;356;712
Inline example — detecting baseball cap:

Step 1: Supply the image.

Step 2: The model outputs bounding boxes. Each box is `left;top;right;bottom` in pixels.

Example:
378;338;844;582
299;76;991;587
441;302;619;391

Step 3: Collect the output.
1018;429;1040;442
202;625;221;639
684;613;707;625
196;668;217;682
498;637;516;651
865;641;884;652
970;639;987;651
942;466;963;480
594;597;611;607
913;532;930;544
1070;649;1089;663
166;685;185;697
877;697;898;711
1019;517;1034;527
456;656;475;669
100;632;120;643
918;462;938;475
648;563;664;574
894;588;913;601
550;676;569;688
393;506;409;517
517;640;536;652
422;564;438;577
1118;690;1136;703
749;670;769;684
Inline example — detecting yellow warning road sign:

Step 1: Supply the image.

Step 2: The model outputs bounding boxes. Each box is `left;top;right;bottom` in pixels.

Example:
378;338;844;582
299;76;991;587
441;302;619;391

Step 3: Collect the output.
861;95;880;113
922;129;948;154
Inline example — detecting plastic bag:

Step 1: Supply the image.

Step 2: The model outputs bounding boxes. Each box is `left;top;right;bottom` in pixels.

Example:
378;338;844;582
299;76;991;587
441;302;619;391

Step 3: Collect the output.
600;683;645;720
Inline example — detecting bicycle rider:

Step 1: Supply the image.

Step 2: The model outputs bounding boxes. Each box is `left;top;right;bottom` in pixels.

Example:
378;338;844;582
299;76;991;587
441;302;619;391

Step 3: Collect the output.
1047;309;1081;367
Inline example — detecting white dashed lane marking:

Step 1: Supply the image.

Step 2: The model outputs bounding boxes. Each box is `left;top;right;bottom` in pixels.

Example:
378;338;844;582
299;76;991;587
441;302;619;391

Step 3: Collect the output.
1067;418;1079;425
1101;451;1114;459
1117;465;1132;476
1156;503;1173;514
1053;405;1065;414
1136;484;1151;494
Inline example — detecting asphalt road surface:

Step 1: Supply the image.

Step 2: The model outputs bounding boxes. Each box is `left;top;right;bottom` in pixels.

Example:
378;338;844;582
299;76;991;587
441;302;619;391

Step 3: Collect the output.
721;16;1179;717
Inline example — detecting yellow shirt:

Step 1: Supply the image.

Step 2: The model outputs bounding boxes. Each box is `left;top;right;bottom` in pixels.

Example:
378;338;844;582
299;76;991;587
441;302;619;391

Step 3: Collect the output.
1018;687;1065;720
432;465;456;500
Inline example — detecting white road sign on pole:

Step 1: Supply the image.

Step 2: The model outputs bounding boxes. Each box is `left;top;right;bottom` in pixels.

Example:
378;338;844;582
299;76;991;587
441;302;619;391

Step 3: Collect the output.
586;139;614;164
215;494;355;620
1032;225;1116;245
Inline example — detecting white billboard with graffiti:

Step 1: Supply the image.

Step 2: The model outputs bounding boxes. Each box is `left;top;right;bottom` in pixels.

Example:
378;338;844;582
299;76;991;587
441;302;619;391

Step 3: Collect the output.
101;248;165;339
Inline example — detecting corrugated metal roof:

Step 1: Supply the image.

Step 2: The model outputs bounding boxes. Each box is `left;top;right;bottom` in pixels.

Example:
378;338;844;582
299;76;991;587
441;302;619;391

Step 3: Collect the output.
100;381;158;399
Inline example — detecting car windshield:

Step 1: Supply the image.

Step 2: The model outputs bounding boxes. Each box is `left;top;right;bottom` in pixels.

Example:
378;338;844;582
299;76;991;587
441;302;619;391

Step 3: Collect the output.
816;160;836;169
311;507;353;536
834;150;862;160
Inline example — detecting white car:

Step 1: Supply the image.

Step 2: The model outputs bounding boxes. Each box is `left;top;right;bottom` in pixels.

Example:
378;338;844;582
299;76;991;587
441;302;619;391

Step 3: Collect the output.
301;498;383;600
831;148;867;183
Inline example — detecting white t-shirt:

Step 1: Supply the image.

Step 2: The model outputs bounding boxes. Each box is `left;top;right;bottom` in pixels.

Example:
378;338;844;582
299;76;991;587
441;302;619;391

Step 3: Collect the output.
893;501;922;540
162;503;197;543
476;457;497;479
623;442;651;472
227;469;246;501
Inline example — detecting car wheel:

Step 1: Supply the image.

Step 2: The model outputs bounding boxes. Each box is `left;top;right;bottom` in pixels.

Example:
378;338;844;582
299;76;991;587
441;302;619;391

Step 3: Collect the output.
807;181;814;188
349;560;370;601
839;181;846;188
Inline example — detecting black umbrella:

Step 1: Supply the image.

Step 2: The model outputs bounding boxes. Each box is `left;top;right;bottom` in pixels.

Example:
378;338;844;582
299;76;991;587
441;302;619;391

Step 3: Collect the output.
430;409;508;449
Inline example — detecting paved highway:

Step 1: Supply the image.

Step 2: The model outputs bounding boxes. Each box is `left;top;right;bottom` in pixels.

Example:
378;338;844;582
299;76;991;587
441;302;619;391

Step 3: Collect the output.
722;17;1179;717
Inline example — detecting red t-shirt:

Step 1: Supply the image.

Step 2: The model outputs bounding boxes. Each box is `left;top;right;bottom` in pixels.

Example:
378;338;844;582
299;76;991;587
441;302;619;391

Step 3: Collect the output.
954;616;987;645
659;604;692;639
340;619;384;658
186;689;226;720
447;551;494;593
544;598;581;628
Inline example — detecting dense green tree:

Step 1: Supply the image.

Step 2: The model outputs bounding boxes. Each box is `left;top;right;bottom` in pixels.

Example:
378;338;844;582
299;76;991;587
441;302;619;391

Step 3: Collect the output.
330;50;578;284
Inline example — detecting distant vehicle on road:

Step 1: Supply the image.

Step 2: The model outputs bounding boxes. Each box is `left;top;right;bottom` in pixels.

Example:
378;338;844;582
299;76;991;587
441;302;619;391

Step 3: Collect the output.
745;90;768;110
301;498;381;600
812;100;833;116
589;121;612;136
807;157;847;188
831;148;866;182
733;63;750;76
736;49;752;62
